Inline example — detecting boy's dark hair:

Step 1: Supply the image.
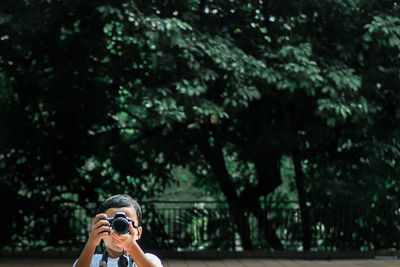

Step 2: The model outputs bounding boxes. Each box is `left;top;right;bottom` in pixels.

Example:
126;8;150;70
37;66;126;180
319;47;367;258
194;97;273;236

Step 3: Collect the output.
98;194;142;226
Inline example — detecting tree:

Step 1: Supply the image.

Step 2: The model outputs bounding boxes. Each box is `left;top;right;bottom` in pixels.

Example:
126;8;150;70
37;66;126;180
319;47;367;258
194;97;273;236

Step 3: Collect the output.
121;0;400;250
1;0;400;251
0;0;171;249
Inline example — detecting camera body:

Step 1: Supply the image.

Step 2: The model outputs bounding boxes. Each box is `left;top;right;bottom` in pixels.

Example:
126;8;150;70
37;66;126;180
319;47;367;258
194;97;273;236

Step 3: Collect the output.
103;211;134;234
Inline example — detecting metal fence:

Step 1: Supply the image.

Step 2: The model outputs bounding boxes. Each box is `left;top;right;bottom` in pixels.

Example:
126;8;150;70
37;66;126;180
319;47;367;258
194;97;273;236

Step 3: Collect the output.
5;201;400;251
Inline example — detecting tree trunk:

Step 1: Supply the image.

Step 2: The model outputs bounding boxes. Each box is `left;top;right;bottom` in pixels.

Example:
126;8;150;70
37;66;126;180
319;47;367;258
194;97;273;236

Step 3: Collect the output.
250;156;284;250
248;199;284;250
277;88;311;251
293;154;311;251
193;128;253;250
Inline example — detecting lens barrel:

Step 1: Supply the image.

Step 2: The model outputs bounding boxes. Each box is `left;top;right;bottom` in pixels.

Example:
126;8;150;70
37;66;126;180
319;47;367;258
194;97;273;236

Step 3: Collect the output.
112;217;129;234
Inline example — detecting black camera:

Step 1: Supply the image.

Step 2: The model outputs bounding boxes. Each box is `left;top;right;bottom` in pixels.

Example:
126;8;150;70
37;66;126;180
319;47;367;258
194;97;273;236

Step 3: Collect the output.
103;211;135;234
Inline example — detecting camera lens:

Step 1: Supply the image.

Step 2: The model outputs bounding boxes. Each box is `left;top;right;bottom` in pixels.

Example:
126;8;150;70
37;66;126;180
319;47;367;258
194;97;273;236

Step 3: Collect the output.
112;217;129;234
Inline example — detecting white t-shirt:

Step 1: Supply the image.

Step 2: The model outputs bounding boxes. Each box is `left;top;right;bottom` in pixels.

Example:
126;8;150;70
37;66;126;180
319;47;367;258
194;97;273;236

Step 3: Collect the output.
73;253;163;267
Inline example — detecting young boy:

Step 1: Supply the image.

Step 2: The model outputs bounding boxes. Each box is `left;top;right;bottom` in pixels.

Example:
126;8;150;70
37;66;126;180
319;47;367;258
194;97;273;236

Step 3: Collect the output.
73;194;163;267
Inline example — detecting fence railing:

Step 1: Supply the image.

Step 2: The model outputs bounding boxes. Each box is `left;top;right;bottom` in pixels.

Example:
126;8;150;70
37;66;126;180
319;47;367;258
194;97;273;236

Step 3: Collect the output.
5;201;400;251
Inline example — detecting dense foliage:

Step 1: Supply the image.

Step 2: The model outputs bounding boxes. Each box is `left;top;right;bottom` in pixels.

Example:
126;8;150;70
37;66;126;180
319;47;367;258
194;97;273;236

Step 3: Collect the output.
1;0;400;251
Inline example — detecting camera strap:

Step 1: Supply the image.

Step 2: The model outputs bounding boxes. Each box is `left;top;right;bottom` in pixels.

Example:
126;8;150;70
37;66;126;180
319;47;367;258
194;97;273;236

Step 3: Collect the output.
99;250;134;267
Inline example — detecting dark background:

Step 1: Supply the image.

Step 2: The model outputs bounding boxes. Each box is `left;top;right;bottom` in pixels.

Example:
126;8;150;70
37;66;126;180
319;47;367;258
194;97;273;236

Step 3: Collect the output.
1;0;400;252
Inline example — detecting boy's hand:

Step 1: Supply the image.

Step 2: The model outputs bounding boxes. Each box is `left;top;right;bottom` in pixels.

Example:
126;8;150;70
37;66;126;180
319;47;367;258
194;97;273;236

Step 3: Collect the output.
87;213;111;246
110;221;138;249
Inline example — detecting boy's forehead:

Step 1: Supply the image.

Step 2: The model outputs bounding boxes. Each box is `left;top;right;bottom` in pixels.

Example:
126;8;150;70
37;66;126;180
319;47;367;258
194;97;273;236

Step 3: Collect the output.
105;207;138;221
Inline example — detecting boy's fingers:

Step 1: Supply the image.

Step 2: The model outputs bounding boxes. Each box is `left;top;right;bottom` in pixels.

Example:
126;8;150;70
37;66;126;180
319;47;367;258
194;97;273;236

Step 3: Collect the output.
93;213;108;224
110;230;128;241
93;226;110;236
110;229;119;238
128;222;136;235
98;231;111;239
95;219;110;228
97;225;111;233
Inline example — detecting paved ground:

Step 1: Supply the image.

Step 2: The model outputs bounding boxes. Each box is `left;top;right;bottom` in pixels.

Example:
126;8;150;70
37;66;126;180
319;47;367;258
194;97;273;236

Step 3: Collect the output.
1;258;400;267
